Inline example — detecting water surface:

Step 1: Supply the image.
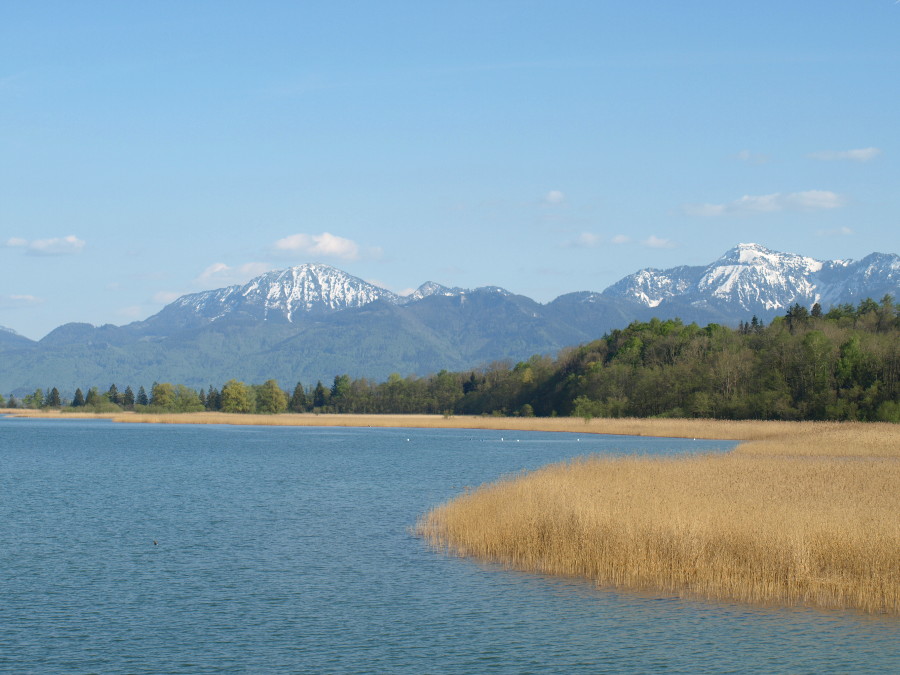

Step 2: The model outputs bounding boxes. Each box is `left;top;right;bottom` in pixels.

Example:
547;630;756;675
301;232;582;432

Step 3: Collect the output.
1;418;897;673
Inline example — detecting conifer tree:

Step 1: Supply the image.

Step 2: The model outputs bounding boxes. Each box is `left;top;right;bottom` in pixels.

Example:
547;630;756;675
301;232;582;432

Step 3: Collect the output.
107;384;120;405
206;385;220;410
289;382;308;412
85;387;101;406
47;387;61;408
312;381;329;409
122;386;135;409
136;386;149;406
72;388;85;407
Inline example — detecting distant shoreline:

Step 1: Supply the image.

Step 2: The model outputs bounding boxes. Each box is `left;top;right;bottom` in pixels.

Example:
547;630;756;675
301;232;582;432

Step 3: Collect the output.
0;408;872;445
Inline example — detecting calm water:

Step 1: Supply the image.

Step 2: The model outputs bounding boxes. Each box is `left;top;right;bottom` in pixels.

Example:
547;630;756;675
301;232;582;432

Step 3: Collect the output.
0;418;897;674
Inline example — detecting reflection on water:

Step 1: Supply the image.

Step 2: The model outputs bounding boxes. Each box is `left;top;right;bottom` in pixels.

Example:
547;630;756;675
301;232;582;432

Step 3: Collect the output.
0;418;896;673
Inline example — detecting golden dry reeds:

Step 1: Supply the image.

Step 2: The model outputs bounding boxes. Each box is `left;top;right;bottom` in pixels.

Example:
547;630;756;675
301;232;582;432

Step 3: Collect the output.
417;422;900;614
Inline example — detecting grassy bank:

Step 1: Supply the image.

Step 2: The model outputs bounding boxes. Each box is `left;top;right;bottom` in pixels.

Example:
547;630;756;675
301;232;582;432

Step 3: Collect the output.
417;421;900;614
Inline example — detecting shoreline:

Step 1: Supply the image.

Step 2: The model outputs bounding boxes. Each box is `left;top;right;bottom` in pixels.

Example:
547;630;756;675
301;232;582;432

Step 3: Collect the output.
7;408;900;613
0;408;871;443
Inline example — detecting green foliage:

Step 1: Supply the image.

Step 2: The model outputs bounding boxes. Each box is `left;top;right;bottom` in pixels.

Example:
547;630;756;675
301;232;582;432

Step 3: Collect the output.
289;382;308;412
46;387;61;408
221;379;255;413
255;379;288;414
572;396;604;423
150;382;175;408
45;298;899;423
312;380;330;410
85;387;101;407
172;384;204;412
23;388;43;409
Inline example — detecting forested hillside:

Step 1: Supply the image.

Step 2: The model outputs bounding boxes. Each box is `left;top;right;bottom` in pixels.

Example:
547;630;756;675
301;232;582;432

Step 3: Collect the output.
5;298;898;422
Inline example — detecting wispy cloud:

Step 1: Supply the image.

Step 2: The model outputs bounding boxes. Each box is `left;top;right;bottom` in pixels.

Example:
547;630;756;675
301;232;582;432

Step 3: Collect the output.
808;147;881;162
611;234;630;244
735;150;770;165
543;190;566;205
643;235;676;249
273;232;362;261
562;232;602;248
0;294;43;308
683;190;845;216
817;226;855;237
4;234;85;256
196;262;273;287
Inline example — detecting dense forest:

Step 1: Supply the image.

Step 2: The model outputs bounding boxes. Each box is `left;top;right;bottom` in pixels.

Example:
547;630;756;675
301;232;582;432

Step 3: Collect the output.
3;298;898;422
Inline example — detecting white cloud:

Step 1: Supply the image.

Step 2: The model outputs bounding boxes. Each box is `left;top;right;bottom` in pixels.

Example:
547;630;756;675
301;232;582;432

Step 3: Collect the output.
0;294;43;308
3;234;85;255
274;232;360;260
196;261;273;287
562;232;602;248
817;226;855;237
683;190;845;216
808;147;881;162
544;190;566;205
643;235;676;249
611;234;630;244
735;150;769;164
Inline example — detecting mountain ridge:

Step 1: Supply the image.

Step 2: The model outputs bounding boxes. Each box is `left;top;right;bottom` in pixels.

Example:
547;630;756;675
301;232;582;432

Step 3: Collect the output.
1;243;897;395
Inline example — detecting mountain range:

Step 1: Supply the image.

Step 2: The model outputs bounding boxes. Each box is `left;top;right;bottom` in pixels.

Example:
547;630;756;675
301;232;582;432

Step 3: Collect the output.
1;243;897;396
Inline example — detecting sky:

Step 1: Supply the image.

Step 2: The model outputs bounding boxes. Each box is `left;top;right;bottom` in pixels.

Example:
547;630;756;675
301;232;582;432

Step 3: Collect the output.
1;1;898;340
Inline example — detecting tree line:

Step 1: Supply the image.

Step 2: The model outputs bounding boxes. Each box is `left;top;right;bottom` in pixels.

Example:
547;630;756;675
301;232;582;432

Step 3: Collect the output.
3;297;898;422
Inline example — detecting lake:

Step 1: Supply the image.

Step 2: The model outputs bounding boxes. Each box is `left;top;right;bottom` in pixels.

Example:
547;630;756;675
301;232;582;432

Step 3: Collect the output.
0;417;897;673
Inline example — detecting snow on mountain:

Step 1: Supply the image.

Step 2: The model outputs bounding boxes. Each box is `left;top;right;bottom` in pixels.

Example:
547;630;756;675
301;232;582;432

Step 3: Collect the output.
695;243;825;310
162;263;399;324
399;281;466;303
603;265;702;307
144;244;898;332
602;243;899;315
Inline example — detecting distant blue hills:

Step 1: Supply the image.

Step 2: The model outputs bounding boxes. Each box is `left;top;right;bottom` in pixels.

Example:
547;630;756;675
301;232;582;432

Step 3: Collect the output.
1;243;897;396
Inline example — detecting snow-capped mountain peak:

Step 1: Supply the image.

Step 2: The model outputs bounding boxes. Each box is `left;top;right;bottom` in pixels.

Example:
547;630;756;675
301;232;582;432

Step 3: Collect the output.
400;281;467;303
140;244;899;333
156;263;399;326
602;244;899;316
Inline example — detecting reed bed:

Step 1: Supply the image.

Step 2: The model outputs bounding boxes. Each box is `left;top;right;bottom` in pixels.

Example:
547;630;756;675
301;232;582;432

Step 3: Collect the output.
418;423;900;614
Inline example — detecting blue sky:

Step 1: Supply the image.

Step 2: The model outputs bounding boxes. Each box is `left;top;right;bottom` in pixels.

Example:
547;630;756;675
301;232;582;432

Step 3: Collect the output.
2;1;898;339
